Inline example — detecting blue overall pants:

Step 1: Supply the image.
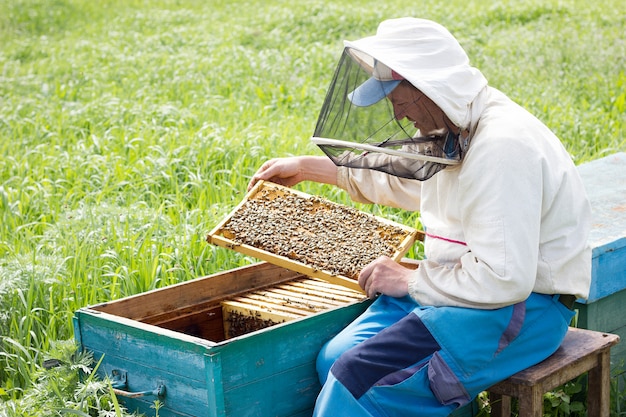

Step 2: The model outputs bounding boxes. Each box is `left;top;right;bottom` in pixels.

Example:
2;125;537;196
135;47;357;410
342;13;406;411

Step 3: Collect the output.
314;293;574;417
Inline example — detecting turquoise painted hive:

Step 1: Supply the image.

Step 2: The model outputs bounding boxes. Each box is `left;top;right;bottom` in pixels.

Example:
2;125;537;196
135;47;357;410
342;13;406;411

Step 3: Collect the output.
73;262;372;417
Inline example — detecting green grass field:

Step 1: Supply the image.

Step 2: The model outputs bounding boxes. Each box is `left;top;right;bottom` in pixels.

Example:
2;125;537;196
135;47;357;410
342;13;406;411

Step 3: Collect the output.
1;0;625;414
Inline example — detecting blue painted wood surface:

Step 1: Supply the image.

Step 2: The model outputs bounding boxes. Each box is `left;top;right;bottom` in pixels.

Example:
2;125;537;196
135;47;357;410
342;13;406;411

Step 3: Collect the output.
577;152;626;302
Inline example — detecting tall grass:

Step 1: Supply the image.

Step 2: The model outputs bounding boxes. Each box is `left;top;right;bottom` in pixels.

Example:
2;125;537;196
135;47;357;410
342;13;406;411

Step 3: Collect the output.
0;0;624;414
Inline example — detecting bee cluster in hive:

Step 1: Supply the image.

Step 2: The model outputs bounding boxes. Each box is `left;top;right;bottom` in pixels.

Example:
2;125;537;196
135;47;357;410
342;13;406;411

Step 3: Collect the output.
224;310;283;338
220;186;411;279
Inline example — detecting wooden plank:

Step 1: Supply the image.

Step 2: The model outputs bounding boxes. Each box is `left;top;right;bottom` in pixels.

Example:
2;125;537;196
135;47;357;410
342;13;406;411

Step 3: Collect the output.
299;278;366;296
246;287;350;309
265;287;348;306
91;262;302;321
489;393;511;417
587;349;612;417
238;291;337;312
287;279;366;298
228;295;317;316
275;282;364;303
519;385;544;417
222;300;300;322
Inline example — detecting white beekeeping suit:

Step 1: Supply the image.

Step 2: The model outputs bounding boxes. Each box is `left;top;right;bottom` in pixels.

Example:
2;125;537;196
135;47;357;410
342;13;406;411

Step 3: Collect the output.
311;17;591;417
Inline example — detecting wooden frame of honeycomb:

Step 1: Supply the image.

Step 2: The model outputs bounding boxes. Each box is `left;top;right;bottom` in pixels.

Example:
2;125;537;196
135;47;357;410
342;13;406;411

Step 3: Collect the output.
221;277;367;339
207;181;421;292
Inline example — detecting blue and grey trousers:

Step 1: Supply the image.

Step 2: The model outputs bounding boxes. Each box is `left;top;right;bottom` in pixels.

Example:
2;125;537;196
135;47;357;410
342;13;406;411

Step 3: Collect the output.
313;293;574;417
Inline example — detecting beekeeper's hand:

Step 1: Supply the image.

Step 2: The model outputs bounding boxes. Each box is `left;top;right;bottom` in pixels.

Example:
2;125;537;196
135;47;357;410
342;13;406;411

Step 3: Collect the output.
248;156;338;191
358;256;414;299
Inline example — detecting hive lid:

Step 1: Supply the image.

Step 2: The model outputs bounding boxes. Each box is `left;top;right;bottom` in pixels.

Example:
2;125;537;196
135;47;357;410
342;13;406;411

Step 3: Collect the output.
207;181;421;293
578;152;626;254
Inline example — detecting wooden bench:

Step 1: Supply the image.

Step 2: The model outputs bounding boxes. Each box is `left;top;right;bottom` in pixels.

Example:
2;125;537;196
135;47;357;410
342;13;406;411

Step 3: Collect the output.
487;327;620;417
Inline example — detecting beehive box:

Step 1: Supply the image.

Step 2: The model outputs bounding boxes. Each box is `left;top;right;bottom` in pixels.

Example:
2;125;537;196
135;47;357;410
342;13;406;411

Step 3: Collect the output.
573;152;626;368
73;262;373;417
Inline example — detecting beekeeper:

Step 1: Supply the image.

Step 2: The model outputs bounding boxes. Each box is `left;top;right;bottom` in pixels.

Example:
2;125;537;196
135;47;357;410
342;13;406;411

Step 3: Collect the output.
248;17;592;417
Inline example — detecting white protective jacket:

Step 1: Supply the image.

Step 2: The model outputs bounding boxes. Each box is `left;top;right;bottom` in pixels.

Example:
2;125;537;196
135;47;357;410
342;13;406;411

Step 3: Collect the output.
336;18;592;309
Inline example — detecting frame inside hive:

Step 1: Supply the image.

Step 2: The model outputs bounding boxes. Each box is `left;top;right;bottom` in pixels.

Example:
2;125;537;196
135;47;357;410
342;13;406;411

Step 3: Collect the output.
222;276;366;339
207;181;421;292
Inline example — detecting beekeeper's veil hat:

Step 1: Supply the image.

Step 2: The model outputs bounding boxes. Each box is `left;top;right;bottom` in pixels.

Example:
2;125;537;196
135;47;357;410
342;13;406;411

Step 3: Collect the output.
312;18;488;181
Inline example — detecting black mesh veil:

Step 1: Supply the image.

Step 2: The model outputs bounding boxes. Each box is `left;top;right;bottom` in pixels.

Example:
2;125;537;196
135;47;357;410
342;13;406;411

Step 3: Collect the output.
312;50;461;181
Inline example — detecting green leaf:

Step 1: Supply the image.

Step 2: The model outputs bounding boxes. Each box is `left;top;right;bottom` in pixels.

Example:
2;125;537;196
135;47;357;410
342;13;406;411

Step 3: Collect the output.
108;383;123;417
